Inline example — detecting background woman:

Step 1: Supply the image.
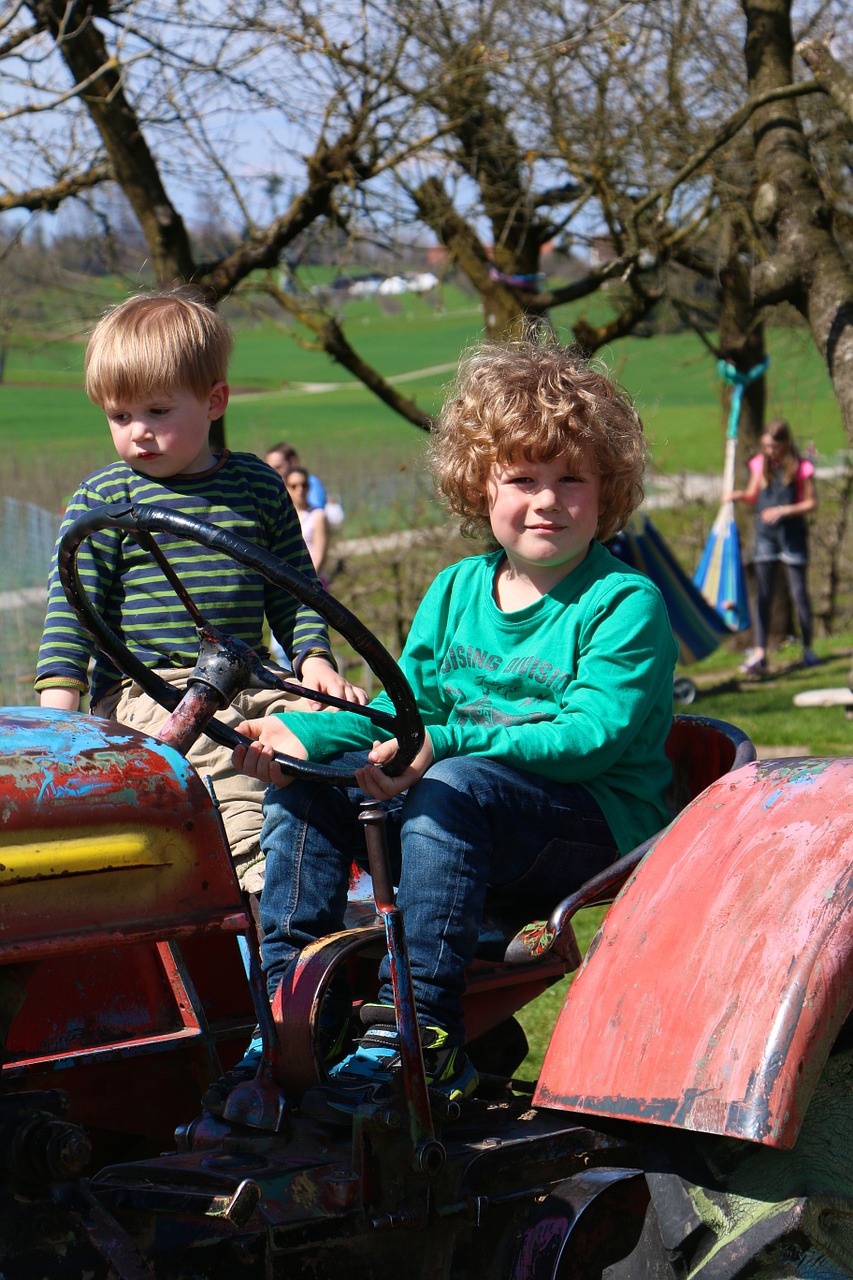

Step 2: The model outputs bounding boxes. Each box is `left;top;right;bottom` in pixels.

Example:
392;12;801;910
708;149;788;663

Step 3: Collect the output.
729;419;818;674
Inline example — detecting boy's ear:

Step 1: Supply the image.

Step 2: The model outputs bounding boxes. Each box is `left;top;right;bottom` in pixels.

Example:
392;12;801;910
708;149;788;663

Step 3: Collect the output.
208;380;229;419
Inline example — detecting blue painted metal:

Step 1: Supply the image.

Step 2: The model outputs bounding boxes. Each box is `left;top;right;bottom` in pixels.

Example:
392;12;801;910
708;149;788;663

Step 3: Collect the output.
0;708;246;958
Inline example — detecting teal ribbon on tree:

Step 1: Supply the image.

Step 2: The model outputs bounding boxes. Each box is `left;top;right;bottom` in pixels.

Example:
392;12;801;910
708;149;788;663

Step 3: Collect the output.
717;357;770;439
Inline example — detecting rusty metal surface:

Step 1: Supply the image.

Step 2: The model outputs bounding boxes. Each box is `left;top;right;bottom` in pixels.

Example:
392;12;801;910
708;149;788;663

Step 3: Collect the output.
88;1099;634;1271
3;932;256;1151
0;708;245;958
507;1169;649;1279
274;926;384;1095
535;756;853;1149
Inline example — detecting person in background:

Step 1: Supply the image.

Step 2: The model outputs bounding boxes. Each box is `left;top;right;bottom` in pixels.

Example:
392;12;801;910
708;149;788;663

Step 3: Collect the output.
265;442;344;527
728;418;818;675
284;464;328;586
36;288;365;895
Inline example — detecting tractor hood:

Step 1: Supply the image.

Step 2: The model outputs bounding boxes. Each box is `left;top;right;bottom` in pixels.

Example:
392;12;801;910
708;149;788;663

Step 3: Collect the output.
0;707;243;959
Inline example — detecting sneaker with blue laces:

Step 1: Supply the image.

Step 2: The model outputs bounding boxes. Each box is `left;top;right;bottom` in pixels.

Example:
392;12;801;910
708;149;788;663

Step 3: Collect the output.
802;648;821;668
302;1008;479;1121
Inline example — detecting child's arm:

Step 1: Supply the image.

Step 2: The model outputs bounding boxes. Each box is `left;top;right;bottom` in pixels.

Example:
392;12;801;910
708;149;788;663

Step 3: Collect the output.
726;457;762;504
425;578;676;786
760;470;817;524
34;483;119;704
39;687;81;711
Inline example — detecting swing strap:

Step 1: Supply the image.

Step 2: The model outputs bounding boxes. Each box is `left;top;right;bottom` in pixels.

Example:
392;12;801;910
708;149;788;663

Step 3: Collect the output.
717;357;770;440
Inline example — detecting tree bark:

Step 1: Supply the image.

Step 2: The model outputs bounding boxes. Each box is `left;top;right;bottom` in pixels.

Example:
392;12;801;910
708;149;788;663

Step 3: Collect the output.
412;176;528;340
797;37;853;125
744;0;853;446
718;217;767;454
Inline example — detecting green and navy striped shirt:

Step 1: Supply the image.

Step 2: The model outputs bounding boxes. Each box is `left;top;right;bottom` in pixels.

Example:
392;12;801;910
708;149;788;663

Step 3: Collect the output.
36;450;332;704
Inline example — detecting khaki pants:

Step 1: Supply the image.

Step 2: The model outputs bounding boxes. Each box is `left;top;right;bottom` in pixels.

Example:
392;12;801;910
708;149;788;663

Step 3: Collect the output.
93;667;312;893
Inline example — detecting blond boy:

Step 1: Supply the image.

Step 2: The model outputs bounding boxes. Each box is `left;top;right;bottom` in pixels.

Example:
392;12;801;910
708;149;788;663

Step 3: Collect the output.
36;287;364;889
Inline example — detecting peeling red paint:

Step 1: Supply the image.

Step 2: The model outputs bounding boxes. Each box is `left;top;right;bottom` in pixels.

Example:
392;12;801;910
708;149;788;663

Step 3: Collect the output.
536;757;853;1148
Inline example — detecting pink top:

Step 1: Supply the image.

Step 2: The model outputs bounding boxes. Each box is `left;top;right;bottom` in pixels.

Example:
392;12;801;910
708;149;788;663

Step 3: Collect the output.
748;454;814;499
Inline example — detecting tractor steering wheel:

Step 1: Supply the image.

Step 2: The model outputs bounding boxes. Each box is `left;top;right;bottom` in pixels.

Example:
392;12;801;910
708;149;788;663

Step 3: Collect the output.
57;503;425;786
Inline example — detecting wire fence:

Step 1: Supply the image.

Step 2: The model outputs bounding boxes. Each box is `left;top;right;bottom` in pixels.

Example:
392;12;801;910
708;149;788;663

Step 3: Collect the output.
0;498;58;707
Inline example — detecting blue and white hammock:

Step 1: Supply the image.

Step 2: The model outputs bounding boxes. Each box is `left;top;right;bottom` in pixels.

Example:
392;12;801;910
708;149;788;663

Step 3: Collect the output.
692;358;768;633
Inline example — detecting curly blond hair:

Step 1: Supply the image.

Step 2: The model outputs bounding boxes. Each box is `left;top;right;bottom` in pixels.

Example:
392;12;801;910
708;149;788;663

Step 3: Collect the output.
85;286;233;407
429;335;646;544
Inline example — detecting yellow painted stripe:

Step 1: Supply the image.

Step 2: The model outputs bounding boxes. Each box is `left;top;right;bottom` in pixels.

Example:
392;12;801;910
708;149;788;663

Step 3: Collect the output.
0;831;170;881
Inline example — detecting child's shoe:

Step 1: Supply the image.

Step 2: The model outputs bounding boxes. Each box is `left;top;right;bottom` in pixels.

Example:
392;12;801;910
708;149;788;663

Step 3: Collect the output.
419;1024;480;1102
739;651;766;675
303;1009;478;1121
802;648;821;668
202;1029;263;1113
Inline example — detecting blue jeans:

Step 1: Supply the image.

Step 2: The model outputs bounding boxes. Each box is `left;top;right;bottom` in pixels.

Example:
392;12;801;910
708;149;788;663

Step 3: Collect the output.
259;752;618;1041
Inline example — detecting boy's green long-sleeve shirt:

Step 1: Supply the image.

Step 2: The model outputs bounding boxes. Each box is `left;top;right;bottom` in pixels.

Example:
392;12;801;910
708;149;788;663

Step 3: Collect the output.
281;541;679;855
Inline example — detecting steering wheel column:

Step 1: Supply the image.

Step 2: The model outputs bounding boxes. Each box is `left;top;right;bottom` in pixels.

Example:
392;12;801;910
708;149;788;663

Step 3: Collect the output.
156;626;289;757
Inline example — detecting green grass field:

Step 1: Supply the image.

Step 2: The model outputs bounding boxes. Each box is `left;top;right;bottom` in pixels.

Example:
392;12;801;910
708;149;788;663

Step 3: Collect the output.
2;282;846;495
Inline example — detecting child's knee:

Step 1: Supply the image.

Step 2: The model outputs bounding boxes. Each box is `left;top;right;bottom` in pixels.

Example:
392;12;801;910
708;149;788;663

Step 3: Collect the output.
423;755;490;787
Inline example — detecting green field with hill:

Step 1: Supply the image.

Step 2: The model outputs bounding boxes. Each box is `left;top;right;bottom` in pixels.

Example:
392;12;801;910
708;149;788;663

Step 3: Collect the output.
3;279;846;489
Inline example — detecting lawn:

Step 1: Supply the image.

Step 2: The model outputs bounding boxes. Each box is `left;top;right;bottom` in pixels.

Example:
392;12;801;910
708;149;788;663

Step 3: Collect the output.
2;284;846;500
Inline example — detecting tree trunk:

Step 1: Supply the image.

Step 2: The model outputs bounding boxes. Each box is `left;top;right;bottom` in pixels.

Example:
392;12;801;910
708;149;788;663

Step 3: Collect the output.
28;1;195;284
742;0;853;681
413;177;529;340
744;0;853;446
718;218;767;456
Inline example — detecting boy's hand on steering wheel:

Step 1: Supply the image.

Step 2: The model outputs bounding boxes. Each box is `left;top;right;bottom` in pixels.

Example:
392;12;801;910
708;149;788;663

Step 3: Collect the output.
300;655;368;709
232;717;308;788
354;735;434;800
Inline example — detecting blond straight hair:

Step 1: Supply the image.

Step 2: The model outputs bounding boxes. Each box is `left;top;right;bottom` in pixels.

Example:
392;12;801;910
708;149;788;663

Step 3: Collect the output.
85;287;234;406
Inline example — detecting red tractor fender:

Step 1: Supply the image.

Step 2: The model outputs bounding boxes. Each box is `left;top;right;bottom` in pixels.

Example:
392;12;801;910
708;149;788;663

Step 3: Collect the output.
535;756;853;1149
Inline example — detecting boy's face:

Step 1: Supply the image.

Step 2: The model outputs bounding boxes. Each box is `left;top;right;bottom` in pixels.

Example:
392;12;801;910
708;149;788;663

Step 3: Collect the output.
487;450;602;587
103;382;228;477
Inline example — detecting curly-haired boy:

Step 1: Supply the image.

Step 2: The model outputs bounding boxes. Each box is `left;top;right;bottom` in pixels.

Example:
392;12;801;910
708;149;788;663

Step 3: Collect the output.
228;335;678;1114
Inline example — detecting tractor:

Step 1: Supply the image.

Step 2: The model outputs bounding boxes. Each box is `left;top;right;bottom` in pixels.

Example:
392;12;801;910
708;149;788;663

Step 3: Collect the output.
0;503;850;1279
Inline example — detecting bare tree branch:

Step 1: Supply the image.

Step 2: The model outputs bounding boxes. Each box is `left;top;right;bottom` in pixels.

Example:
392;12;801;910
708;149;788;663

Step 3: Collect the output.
798;37;853;124
244;276;434;431
0;162;112;212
